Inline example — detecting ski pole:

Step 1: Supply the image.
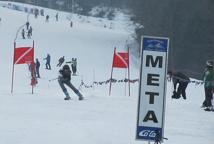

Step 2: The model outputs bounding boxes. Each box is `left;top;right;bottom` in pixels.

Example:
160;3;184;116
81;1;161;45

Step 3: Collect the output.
49;78;58;82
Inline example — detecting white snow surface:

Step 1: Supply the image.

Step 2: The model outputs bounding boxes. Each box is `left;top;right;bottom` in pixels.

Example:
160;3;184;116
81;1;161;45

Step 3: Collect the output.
0;1;214;144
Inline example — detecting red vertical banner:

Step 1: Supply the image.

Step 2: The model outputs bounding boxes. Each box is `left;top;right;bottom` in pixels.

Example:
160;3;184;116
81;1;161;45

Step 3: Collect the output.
11;41;35;94
109;47;130;96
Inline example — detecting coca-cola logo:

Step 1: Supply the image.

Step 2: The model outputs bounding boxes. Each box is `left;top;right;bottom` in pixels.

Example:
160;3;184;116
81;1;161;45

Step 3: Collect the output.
139;130;156;138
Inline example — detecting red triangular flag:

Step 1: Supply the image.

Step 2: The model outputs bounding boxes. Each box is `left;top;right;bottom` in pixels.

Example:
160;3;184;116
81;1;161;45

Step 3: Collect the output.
13;47;34;64
112;52;129;68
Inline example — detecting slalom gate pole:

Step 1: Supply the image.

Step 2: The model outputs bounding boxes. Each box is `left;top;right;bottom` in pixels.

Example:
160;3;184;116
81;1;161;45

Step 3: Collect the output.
109;47;116;96
11;42;16;94
32;41;34;94
125;69;127;96
11;63;15;94
128;47;130;96
32;84;33;94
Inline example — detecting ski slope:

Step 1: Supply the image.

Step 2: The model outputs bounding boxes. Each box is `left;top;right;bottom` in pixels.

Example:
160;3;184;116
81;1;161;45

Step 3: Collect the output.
0;2;214;144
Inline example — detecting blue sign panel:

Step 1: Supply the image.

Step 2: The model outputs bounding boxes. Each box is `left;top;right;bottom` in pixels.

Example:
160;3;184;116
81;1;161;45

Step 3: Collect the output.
136;36;169;142
136;126;162;141
143;37;168;52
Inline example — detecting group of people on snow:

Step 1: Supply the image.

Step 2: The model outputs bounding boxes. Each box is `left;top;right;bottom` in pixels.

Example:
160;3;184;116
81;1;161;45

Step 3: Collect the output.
29;54;80;100
21;21;33;39
32;54;78;77
20;11;74;40
168;60;214;111
29;54;81;100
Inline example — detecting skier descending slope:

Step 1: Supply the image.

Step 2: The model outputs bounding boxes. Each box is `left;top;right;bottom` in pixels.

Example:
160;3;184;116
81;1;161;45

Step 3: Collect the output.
58;64;84;100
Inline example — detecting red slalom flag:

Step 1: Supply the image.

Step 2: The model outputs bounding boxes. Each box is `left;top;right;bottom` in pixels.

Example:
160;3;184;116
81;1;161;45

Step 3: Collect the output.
112;52;129;68
13;47;34;64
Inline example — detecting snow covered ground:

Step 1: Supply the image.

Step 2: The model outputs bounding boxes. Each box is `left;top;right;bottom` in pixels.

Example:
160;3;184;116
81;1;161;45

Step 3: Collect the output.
0;1;214;144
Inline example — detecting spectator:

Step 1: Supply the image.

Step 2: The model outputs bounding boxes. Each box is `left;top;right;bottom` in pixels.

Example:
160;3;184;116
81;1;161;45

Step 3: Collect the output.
70;21;73;27
55;13;59;21
26;21;30;30
21;29;25;39
35;58;40;78
27;26;33;38
202;60;214;111
168;71;190;100
46;15;49;22
57;56;65;67
66;58;77;75
44;54;51;70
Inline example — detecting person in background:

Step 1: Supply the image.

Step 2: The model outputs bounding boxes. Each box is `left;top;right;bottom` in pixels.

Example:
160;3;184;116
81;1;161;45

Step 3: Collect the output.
55;13;58;21
27;26;33;39
202;60;214;111
66;58;77;75
26;21;30;30
168;71;190;100
46;15;49;22
35;58;40;78
70;21;73;27
30;61;37;86
44;54;51;70
21;28;25;39
57;56;65;67
58;64;84;100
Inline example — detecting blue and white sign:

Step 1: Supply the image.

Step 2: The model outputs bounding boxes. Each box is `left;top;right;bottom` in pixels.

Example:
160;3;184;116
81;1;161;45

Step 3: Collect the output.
136;36;169;142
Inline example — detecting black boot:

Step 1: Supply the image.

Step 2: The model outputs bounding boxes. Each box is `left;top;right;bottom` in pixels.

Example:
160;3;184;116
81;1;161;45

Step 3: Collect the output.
64;97;71;100
77;92;84;100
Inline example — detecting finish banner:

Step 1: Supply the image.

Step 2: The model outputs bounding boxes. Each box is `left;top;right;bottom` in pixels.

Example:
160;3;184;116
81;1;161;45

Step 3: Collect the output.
136;36;169;142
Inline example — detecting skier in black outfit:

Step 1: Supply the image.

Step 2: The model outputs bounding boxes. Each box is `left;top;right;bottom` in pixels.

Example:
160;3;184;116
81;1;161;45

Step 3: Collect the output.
44;54;51;70
35;58;40;78
168;71;190;99
57;56;65;67
58;64;84;100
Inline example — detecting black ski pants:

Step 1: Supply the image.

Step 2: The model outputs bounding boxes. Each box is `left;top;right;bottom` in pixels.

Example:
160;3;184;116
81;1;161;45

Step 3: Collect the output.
58;77;79;96
176;82;188;99
203;87;213;107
